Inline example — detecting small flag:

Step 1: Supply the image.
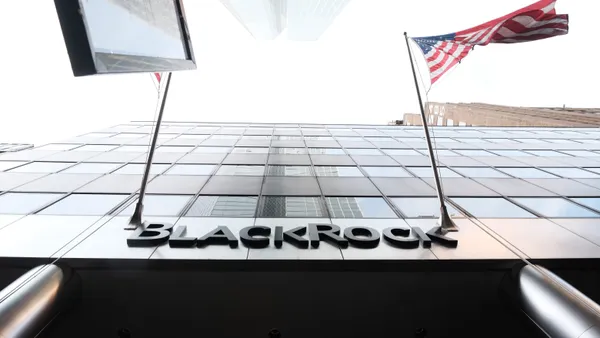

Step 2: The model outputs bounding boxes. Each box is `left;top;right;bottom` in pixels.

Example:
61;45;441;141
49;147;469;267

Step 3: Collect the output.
151;72;162;91
412;0;569;85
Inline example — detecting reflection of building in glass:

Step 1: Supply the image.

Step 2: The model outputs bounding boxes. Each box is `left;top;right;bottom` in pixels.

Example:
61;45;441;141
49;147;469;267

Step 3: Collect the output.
326;197;362;218
402;103;600;127
108;0;181;38
0;143;33;153
220;0;351;40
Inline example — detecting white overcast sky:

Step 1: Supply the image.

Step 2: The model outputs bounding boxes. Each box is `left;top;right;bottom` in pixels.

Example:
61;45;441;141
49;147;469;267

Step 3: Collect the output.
0;0;596;145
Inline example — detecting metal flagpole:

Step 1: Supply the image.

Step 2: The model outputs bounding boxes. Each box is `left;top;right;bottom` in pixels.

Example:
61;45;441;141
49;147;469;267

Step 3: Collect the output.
403;32;458;233
126;72;173;230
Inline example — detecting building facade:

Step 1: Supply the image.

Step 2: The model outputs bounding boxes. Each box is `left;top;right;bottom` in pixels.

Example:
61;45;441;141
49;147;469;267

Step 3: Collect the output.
1;122;600;336
220;0;351;40
403;102;600;127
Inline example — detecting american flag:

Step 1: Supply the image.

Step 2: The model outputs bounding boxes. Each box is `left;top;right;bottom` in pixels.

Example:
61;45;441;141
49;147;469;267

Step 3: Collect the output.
412;0;569;85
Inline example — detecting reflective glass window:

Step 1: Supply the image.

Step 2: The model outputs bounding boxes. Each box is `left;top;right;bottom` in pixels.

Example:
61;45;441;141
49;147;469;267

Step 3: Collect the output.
259;196;326;217
363;166;412;177
267;166;313;176
63;163;121;174
0;193;64;214
9;162;75;173
526;150;571;157
120;195;192;216
345;148;382;155
113;163;170;175
0;161;28;171
73;145;118;151
383;149;422;156
571;198;600;213
491;150;534;157
454;150;497;157
451;197;535;218
512;198;599;218
35;144;80;151
308;148;345;155
165;165;215;175
542;168;600;179
453;167;509;178
314;166;363;177
270;148;308;155
157;146;194;153
38;194;129;215
326;197;397;218
497;168;558;179
193;147;231;153
391;197;461;218
406;167;461;178
231;147;269;154
216;165;265;176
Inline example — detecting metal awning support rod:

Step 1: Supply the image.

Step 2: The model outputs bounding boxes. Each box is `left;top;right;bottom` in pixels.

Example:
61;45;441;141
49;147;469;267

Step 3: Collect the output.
403;32;458;233
127;72;173;230
0;264;81;337
501;264;600;338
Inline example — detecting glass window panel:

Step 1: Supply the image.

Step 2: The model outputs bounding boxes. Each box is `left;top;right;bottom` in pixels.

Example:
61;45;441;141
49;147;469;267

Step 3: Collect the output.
485;139;521;143
0;193;64;214
113;163;170;175
178;134;209;140
406;167;462;178
497;167;558;179
326;197;397;218
63;163;122;174
365;137;393;142
72;145;118;151
585;168;600;175
454;150;497;157
83;133;115;138
542;168;600;179
216;165;265;176
577;139;600;144
193;147;231;153
111;133;146;139
363;166;412;177
335;137;362;141
272;136;302;141
543;139;579;144
267;166;313;176
35;144;80;151
433;137;458;143
308;148;345;155
9;162;75;173
156;146;194;153
114;145;150;152
270;148;307;155
454;138;489;143
231;147;269;154
513;198;599;218
526;150;570;157
451;197;535;218
209;135;239;140
38;194;129;215
259;196;326;217
186;196;259;217
514;138;549;143
417;149;460;157
491;150;534;157
345;148;381;155
396;137;423;142
383;149;422;156
314;166;363;177
391;197;461;218
303;136;334;141
120;195;191;216
165;164;215;175
562;151;600;157
242;136;272;140
0;161;28;171
453;167;509;178
571;198;600;213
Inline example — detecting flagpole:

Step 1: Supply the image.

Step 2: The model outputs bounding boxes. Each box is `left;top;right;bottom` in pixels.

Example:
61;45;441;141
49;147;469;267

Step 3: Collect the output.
403;32;458;233
126;72;173;230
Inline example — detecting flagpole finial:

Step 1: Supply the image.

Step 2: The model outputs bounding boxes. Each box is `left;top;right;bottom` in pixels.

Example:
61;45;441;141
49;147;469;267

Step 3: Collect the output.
403;32;407;36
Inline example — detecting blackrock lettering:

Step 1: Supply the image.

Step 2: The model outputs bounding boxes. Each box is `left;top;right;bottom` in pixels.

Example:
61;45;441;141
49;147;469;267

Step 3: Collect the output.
127;223;458;249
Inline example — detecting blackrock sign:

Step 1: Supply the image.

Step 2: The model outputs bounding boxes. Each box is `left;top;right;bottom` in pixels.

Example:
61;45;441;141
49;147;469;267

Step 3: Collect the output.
127;223;458;249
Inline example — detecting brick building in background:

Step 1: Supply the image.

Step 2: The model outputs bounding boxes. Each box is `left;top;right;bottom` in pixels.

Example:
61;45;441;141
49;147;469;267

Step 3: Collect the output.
403;102;600;127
